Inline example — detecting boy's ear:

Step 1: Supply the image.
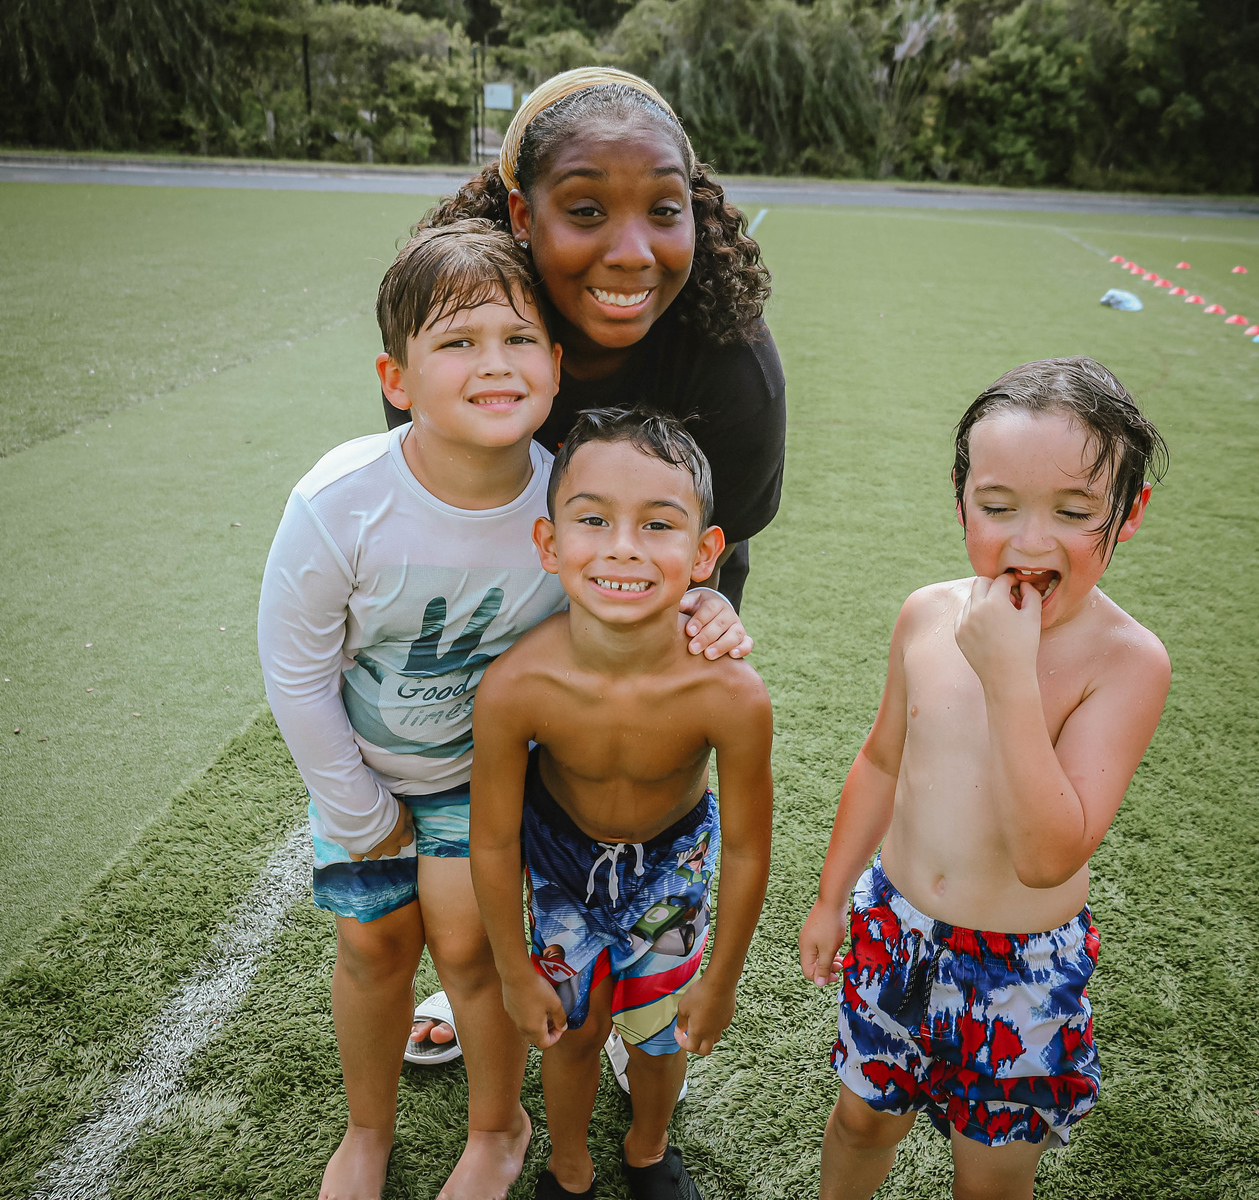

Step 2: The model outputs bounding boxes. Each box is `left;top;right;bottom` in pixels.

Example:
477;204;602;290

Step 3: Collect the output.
377;353;411;412
508;189;532;244
533;516;560;574
690;525;726;584
953;470;965;528
1115;482;1153;544
550;340;562;389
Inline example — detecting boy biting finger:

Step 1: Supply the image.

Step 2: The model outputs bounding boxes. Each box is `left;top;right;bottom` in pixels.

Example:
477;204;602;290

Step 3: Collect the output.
801;357;1171;1200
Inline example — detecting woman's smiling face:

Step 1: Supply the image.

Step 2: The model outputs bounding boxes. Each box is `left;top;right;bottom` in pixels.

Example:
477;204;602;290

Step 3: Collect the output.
508;117;694;359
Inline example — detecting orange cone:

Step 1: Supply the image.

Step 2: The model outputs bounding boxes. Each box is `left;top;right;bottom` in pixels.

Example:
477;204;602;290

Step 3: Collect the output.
1204;304;1226;314
1176;262;1191;269
1169;287;1188;296
1231;266;1249;274
1224;314;1249;325
1185;294;1205;303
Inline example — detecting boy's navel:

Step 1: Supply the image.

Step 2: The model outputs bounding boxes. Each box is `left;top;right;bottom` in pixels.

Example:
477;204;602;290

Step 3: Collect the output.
910;705;918;717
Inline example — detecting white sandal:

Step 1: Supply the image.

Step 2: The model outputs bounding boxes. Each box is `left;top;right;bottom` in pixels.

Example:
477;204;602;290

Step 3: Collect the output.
404;990;462;1065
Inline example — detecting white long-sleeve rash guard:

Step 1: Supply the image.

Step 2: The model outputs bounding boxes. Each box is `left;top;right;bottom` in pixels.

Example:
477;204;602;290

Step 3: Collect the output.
258;427;566;856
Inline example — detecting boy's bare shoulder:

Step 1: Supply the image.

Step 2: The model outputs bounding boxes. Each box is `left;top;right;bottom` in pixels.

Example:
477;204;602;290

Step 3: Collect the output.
480;612;570;691
1090;590;1172;685
690;654;772;725
896;579;970;633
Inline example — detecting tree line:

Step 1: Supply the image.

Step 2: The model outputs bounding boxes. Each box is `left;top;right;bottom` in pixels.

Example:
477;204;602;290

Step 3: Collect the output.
1;0;1254;193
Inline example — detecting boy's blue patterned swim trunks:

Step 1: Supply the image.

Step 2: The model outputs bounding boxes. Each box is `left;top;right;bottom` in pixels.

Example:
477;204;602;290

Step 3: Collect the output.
522;749;719;1056
309;785;469;923
833;855;1100;1148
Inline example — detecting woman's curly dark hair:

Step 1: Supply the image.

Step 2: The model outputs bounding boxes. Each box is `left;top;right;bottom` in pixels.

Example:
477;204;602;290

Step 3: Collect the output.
422;86;770;346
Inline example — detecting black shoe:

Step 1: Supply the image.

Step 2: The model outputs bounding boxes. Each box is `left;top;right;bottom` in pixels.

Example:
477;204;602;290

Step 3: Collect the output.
534;1167;597;1199
622;1145;703;1200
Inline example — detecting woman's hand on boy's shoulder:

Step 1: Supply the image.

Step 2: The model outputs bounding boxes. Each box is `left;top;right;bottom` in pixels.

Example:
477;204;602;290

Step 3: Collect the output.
681;587;753;660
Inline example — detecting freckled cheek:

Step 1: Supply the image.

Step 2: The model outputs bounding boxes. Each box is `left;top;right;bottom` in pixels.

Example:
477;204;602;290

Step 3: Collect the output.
963;526;1004;574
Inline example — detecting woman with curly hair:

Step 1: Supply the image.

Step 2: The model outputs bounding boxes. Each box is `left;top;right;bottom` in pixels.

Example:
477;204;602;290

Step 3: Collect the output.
388;67;785;613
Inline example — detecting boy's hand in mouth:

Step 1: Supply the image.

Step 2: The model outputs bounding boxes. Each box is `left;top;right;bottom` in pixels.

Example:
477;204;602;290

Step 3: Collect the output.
1004;567;1060;608
955;572;1044;684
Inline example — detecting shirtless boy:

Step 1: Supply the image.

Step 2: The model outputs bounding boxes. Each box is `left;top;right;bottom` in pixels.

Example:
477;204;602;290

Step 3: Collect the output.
799;357;1171;1199
471;409;774;1200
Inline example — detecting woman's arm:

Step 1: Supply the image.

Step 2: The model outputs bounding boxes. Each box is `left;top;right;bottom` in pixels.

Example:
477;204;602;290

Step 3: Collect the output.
694;327;786;546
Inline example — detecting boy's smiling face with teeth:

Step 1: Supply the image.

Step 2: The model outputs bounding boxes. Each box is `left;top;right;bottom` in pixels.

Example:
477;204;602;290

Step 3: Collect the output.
535;439;724;626
378;292;561;452
959;409;1149;630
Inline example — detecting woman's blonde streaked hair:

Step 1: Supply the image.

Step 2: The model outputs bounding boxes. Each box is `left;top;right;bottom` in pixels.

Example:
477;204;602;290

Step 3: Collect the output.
498;67;684;192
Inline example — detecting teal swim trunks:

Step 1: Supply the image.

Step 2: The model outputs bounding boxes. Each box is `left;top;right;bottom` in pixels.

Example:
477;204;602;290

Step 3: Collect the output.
309;785;469;923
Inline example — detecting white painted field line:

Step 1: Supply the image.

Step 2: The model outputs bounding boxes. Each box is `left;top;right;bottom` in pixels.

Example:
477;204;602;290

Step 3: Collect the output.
1055;227;1108;258
31;826;312;1200
747;207;769;236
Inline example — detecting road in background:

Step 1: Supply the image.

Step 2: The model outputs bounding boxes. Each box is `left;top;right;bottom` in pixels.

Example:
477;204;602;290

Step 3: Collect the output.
3;153;1257;219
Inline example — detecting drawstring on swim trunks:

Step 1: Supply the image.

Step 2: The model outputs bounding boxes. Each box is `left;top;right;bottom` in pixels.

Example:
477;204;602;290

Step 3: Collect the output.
586;841;645;906
896;931;947;1032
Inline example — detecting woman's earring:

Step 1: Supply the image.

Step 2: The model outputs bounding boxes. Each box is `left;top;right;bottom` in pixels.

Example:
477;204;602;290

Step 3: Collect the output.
518;239;530;250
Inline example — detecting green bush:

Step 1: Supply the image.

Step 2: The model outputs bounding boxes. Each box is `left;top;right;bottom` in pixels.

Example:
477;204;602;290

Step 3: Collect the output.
300;4;471;163
950;0;1089;184
1;0;1254;190
0;0;222;150
0;0;473;163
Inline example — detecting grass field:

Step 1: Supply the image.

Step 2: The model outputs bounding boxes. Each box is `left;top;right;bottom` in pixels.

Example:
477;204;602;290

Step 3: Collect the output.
0;180;1256;1199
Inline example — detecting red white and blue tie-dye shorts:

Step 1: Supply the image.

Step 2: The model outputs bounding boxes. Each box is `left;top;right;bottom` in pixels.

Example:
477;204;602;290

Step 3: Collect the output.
832;855;1100;1148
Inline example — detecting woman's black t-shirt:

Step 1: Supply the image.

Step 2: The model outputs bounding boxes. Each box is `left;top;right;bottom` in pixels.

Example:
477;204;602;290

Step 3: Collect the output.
385;316;787;547
536;316;786;546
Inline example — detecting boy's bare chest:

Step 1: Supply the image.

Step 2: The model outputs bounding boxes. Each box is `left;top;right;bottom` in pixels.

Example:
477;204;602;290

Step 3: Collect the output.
902;626;1092;748
535;680;714;784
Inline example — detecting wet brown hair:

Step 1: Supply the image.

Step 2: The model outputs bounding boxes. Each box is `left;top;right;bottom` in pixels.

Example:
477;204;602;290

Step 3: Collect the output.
376;219;540;365
424;85;770;346
954;356;1169;554
547;406;714;528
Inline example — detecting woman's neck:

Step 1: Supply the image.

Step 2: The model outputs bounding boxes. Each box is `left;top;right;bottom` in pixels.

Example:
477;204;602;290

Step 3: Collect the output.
551;313;637;381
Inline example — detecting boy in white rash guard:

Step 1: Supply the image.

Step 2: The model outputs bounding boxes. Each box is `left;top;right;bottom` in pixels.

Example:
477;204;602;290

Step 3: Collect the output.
258;220;751;1200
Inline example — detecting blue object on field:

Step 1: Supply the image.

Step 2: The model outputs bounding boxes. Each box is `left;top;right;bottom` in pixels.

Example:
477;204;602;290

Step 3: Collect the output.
1100;289;1143;312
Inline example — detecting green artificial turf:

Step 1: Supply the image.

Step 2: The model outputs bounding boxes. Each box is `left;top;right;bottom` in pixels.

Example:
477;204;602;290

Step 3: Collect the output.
0;183;426;458
1;184;1257;1198
0;183;436;965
